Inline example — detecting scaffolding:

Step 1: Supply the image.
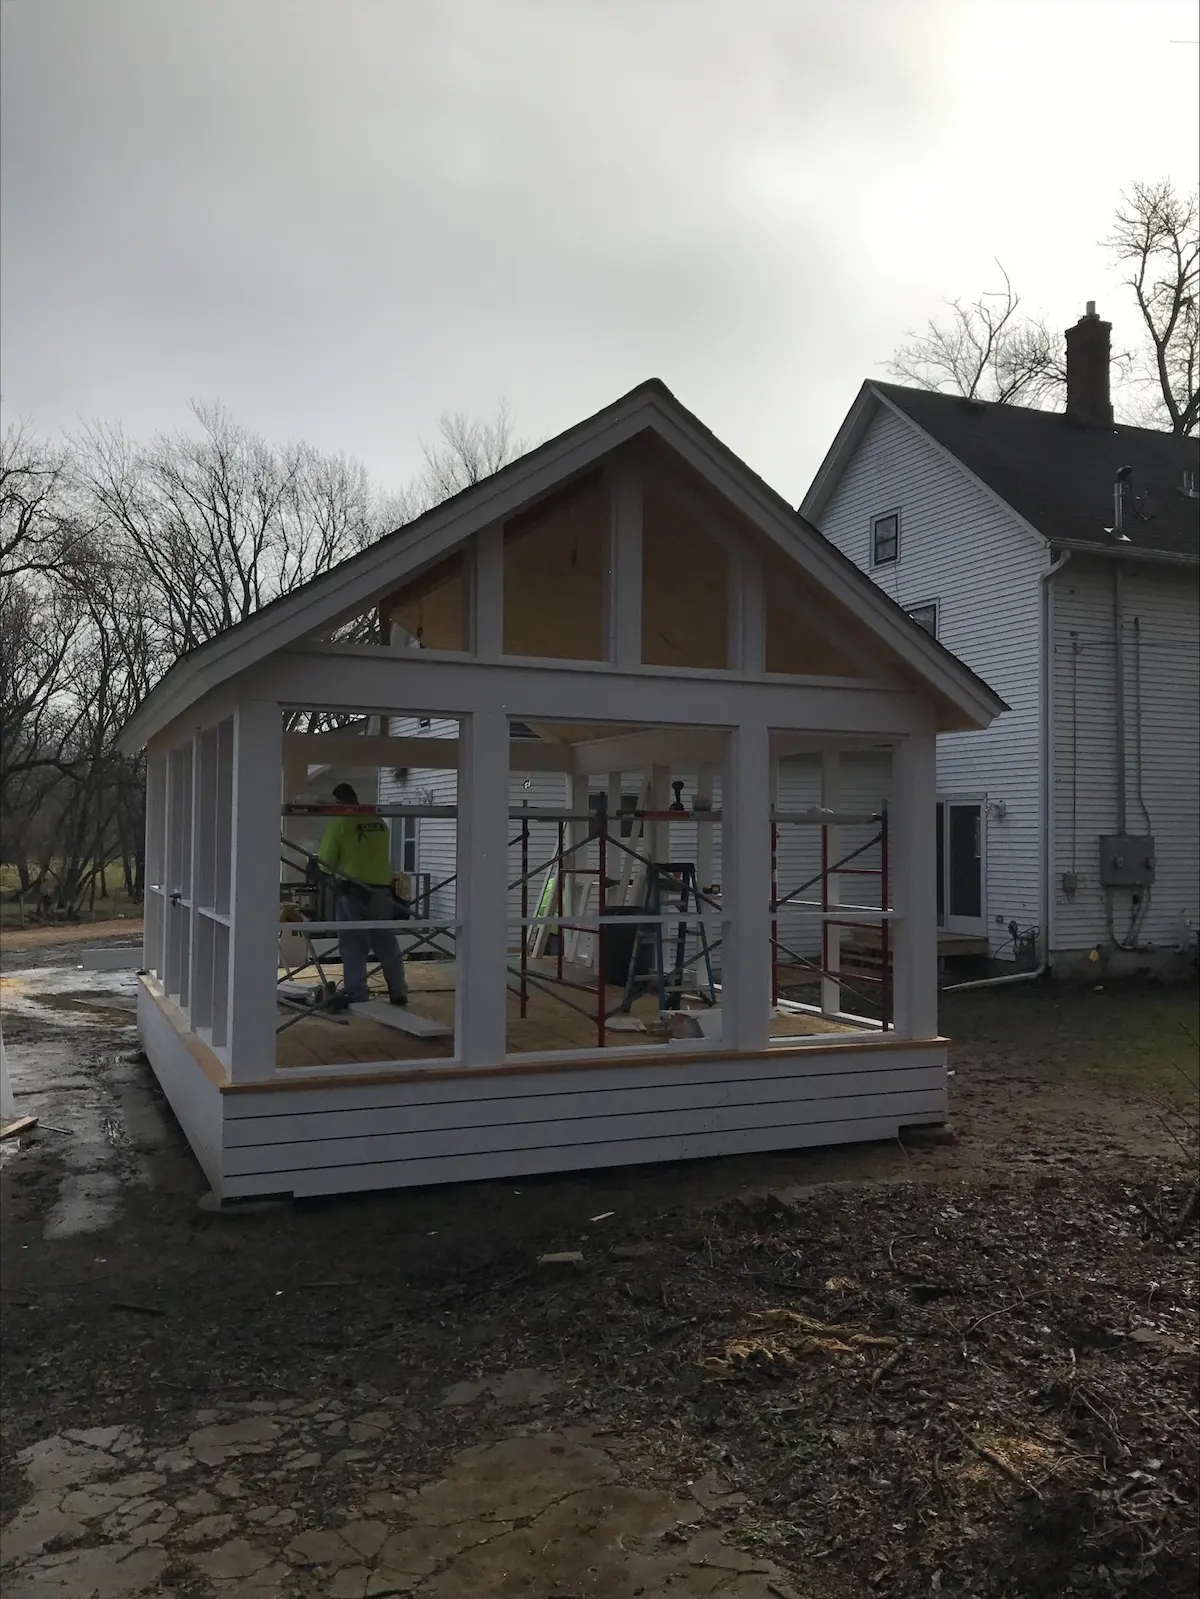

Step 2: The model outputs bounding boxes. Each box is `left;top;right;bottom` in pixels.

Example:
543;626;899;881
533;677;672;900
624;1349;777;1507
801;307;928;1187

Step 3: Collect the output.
279;799;892;1046
771;809;892;1029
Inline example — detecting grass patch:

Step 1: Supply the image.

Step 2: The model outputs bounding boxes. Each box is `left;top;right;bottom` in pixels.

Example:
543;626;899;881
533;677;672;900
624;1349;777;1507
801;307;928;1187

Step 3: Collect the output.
943;981;1199;1098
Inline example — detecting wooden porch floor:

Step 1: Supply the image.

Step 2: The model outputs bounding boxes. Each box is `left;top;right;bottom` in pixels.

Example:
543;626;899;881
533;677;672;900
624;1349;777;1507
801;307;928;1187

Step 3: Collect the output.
275;958;857;1069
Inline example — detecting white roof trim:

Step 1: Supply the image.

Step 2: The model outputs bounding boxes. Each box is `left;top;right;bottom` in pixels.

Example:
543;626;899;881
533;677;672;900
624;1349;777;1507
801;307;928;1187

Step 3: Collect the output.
799;381;878;527
120;381;1004;752
802;381;1049;562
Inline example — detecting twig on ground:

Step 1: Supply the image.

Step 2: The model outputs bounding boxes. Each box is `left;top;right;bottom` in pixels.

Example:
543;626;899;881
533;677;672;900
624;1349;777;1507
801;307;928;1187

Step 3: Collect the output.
951;1420;1043;1499
1133;1195;1172;1240
1152;1110;1195;1161
1167;1053;1199;1095
869;1345;904;1389
1168;1179;1199;1243
961;1295;1026;1345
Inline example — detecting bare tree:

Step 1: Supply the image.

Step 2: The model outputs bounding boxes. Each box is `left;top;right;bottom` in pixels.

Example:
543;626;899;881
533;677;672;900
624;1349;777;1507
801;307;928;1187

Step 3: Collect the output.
1105;180;1199;436
0;423;92;580
0;400;524;918
76;404;388;659
411;400;526;507
887;264;1065;405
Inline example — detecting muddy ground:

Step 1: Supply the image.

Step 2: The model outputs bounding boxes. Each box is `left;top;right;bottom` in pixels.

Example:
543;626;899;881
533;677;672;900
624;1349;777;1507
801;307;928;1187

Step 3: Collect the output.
1;944;1197;1598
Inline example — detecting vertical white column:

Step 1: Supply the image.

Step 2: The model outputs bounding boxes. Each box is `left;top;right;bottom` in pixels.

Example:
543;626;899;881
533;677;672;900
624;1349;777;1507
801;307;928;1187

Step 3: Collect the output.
144;745;168;980
695;762;715;890
456;708;510;1065
280;755;309;887
890;728;939;1039
189;730;208;1025
226;699;283;1083
723;720;772;1050
605;768;623;830
649;764;671;863
607;464;642;669
474;524;504;660
601;769;621;925
820;750;842;1017
563;766;586;964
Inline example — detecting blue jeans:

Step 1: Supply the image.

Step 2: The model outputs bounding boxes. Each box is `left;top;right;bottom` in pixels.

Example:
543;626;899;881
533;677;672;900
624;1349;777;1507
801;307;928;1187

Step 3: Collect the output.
336;888;407;1003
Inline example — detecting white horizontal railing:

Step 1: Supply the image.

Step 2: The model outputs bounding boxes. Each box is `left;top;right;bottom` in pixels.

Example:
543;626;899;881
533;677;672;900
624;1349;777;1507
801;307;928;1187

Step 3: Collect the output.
277;920;460;935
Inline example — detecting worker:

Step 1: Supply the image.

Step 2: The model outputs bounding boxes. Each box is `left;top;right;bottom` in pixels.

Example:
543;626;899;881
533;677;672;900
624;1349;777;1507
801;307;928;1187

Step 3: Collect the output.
317;783;408;1006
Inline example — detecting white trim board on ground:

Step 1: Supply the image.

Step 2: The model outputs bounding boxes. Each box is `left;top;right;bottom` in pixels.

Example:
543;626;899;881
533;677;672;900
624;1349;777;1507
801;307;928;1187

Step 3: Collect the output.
79;946;146;971
347;1001;453;1039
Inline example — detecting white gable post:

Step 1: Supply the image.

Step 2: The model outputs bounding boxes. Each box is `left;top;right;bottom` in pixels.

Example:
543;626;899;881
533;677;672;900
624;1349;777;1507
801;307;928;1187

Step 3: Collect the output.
607;464;642;669
737;550;765;675
473;524;504;660
723;720;772;1049
890;729;938;1039
456;709;510;1065
226;700;283;1082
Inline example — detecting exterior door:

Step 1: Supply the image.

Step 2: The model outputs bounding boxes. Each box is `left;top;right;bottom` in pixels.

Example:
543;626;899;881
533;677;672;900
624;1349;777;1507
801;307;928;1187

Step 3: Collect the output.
936;799;986;936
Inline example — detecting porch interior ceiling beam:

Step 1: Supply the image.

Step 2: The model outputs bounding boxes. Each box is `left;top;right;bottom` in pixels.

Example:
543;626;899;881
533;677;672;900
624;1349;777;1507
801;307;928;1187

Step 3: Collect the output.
280;732;575;774
258;649;927;736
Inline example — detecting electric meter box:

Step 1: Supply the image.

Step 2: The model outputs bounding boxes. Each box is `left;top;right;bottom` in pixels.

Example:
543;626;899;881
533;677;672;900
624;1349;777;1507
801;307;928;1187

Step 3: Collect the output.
1098;835;1156;887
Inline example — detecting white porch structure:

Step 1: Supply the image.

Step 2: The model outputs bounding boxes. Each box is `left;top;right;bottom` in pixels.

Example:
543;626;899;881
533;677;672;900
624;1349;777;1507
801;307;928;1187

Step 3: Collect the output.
120;381;1003;1199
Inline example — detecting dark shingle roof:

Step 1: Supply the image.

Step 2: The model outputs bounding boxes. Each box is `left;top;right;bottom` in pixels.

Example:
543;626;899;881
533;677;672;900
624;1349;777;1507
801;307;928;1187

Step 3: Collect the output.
872;382;1200;560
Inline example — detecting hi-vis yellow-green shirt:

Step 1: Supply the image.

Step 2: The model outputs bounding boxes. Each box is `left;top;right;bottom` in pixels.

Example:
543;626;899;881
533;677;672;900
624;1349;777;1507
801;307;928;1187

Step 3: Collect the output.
318;816;393;887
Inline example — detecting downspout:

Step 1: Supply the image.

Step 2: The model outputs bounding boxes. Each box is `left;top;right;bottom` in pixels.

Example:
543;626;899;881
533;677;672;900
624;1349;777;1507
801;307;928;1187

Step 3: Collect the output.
945;549;1071;993
1103;562;1126;944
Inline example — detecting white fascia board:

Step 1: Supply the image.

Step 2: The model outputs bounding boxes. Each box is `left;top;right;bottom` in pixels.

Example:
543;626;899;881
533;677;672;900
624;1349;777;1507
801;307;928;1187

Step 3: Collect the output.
868;386;1051;560
119;380;1005;754
640;396;1006;730
1048;538;1200;567
117;397;656;752
798;381;878;524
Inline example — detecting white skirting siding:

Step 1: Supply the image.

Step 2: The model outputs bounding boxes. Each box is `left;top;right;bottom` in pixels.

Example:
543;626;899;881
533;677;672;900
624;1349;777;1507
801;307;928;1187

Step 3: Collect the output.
217;1043;947;1199
140;890;947;1199
137;980;224;1191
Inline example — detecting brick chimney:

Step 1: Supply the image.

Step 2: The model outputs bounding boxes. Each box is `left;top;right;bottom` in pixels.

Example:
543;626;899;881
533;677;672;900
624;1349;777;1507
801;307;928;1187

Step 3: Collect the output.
1064;301;1113;426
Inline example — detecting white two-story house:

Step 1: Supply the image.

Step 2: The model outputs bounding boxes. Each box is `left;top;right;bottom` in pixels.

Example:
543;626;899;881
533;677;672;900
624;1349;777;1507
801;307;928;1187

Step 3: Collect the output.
802;306;1199;976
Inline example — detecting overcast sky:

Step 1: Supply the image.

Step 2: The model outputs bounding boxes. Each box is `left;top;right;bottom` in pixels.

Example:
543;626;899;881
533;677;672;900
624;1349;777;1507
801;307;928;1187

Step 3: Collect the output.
2;0;1197;504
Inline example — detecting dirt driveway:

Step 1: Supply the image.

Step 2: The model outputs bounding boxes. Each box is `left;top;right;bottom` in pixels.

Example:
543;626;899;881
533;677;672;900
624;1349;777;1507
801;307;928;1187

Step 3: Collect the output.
2;957;1196;1599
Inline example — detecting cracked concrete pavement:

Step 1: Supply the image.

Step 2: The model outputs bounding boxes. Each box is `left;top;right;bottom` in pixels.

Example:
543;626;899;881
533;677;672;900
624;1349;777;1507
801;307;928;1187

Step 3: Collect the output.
2;955;805;1597
3;1390;799;1598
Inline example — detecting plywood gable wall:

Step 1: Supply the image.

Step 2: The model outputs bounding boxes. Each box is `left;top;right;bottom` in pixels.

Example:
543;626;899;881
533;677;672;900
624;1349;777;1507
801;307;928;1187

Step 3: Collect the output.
376;451;889;682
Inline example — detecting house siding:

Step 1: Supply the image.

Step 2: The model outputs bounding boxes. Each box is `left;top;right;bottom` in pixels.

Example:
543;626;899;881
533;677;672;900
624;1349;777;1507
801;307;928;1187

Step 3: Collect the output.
1050;557;1200;955
816;404;1048;956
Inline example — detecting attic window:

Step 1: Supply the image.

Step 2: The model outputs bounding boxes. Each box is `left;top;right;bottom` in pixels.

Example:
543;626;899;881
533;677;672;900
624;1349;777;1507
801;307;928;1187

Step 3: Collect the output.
907;602;938;638
872;511;899;566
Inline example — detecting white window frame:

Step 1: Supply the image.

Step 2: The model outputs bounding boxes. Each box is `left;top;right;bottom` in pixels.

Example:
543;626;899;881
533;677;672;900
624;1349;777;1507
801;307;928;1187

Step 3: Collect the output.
906;600;938;638
936;792;987;937
871;509;900;567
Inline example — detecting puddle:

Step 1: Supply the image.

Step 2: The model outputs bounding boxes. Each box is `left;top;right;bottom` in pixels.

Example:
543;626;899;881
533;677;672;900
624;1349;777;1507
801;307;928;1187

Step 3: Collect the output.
1;1007;189;1237
0;969;138;1031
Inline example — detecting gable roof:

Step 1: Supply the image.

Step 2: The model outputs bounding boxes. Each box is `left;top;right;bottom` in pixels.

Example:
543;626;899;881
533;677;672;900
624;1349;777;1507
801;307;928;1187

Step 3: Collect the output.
804;381;1200;562
118;379;1006;751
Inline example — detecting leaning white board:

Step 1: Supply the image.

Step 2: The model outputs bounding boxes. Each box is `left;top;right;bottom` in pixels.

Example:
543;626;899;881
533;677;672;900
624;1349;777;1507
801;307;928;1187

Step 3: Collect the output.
0;1024;13;1121
79;945;145;971
348;1002;452;1039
